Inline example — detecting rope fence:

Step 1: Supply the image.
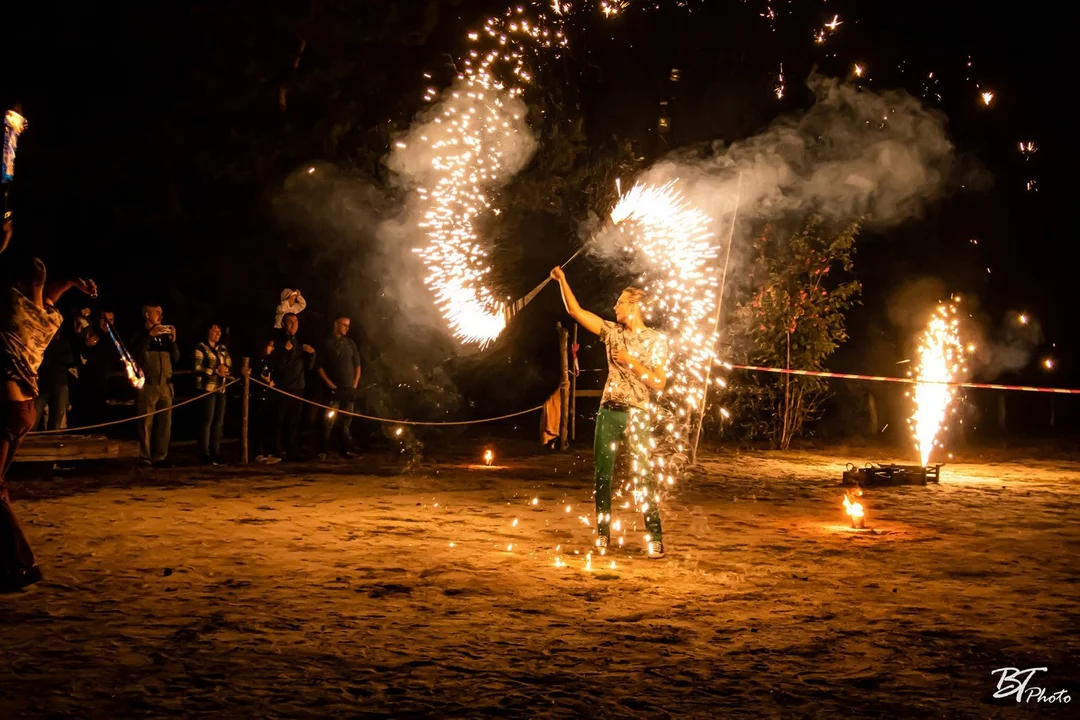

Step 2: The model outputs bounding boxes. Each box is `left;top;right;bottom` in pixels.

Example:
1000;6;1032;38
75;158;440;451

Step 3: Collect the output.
248;377;543;426
22;356;1074;443
726;364;1080;396
26;378;242;436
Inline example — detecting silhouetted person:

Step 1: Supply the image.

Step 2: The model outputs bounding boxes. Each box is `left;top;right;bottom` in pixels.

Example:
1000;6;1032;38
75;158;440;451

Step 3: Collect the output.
130;304;179;467
271;313;314;460
194;323;232;465
1;256;96;592
317;314;361;460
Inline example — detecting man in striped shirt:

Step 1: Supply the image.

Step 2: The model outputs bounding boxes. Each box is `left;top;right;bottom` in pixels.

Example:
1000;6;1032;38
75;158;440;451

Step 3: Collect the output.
193;324;232;464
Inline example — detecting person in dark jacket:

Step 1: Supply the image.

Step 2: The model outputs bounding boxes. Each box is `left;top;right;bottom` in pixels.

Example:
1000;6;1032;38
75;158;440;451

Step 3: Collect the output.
271;313;314;460
33;319;77;430
130;304;179;467
76;310;120;427
252;338;282;464
316;314;361;459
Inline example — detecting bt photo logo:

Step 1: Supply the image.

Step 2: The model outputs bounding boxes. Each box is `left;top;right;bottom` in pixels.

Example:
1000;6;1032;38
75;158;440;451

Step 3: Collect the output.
991;667;1071;704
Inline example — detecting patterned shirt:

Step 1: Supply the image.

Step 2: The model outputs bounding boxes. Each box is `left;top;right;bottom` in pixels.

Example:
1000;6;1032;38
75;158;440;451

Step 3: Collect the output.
599;320;669;411
193;341;232;393
0;287;64;396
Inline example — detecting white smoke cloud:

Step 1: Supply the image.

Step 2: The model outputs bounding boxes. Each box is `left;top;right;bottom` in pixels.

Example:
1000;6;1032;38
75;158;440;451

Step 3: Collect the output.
591;72;956;267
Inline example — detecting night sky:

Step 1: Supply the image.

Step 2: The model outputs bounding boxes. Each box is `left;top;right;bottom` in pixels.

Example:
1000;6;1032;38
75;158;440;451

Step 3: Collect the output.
2;0;1070;433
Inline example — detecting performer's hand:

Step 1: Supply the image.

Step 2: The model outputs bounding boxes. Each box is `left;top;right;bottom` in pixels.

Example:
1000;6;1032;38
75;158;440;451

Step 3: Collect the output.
86;334;100;347
326;380;338;390
74;278;98;297
216;365;228;377
150;324;169;337
613;350;630;367
549;266;565;283
284;340;294;351
301;344;315;354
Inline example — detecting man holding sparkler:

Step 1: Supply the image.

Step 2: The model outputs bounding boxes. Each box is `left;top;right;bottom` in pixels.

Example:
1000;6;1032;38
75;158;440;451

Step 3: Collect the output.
550;267;669;558
1;256;96;592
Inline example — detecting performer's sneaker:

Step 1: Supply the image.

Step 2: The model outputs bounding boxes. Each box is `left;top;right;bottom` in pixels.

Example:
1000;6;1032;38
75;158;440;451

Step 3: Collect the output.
647;541;665;559
0;565;43;593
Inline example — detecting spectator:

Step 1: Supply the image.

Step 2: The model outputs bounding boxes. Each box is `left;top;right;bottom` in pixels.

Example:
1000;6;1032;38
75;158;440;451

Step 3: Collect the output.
33;316;78;430
193;323;232;465
130;304;179;468
271;313;314;460
317;313;361;460
1;256;96;592
252;338;282;464
273;288;306;329
76;310;119;427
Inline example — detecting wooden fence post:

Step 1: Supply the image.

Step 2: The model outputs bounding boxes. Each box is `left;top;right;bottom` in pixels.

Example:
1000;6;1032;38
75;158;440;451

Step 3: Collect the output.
240;357;250;465
557;323;570;451
570;323;578;442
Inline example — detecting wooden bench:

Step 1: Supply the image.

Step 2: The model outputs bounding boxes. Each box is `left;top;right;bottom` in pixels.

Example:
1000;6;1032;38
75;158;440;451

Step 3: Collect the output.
14;434;140;463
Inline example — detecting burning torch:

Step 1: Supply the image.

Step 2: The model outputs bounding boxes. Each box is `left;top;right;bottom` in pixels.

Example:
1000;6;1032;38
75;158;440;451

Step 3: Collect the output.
3;104;28;223
103;317;146;389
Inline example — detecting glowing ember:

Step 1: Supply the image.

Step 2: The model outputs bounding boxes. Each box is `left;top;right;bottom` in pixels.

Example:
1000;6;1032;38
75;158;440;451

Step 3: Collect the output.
484;449;494;465
981;91;994;106
853;63;864;77
843;492;865;529
909;301;967;467
1043;357;1055;371
1019;141;1037;155
774;63;785;99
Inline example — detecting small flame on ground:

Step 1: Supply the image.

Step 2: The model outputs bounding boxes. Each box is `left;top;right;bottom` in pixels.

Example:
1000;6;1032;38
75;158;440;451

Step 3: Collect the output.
843;492;865;528
484;449;494;465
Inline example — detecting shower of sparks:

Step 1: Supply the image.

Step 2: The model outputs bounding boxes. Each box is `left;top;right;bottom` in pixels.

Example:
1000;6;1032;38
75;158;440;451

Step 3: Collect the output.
1026;180;1038;192
981;91;994;106
600;0;629;16
407;1;679;347
605;181;721;527
1019;141;1037;155
908;301;968;467
405;7;570;347
774;63;786;99
824;14;843;31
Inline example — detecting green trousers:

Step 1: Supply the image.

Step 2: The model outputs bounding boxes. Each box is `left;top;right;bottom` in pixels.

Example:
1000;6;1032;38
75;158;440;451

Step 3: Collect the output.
593;406;663;542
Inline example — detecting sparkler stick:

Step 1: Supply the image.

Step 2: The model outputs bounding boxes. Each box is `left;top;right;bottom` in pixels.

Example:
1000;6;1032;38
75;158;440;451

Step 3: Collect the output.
689;173;742;464
3;106;28;221
103;317;146;389
502;245;586;323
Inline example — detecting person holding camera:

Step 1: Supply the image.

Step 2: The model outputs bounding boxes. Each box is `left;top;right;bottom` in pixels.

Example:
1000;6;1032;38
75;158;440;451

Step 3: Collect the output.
130;304;179;467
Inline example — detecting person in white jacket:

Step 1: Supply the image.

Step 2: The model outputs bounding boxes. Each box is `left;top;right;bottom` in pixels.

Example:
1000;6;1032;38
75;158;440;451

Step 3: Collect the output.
273;288;306;329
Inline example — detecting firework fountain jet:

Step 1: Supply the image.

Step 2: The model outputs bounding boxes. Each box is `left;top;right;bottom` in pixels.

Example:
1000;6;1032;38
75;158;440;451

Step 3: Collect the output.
909;300;967;466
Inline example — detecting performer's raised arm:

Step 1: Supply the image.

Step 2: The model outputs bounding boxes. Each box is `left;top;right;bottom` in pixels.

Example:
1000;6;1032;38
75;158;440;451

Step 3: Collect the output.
550;266;603;335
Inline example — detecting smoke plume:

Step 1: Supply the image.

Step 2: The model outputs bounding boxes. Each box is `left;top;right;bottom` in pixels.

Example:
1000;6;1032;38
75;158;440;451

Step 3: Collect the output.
590;72;956;266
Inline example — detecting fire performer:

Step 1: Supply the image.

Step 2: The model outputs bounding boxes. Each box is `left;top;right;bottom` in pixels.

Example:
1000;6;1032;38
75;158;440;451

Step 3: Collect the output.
550;266;669;558
1;256;97;592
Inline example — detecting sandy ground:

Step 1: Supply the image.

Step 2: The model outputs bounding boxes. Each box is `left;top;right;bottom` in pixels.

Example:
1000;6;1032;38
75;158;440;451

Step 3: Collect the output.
3;446;1079;718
